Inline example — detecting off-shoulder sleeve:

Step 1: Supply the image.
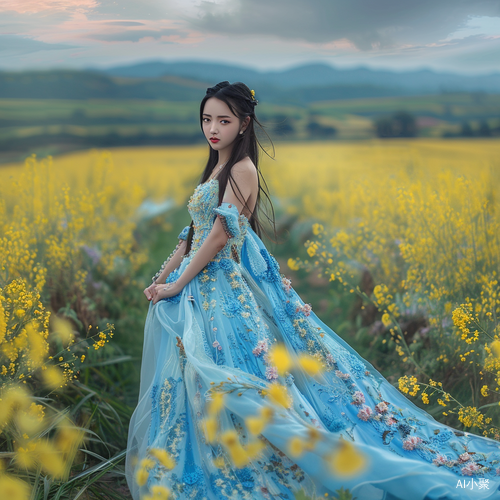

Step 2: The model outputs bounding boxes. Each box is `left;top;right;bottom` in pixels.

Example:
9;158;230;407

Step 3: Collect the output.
177;225;190;241
213;202;241;239
242;228;269;277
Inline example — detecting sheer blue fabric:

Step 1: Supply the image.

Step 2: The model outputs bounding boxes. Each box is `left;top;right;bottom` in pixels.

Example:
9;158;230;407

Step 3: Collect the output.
126;178;500;500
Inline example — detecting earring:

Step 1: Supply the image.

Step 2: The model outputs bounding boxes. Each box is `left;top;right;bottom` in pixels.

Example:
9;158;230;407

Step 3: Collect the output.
239;131;243;134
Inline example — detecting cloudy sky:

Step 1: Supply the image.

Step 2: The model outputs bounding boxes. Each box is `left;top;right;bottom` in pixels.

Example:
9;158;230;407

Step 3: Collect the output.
1;0;499;74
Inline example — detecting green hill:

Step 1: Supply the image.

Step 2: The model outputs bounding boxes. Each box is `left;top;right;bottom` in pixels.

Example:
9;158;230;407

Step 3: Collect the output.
0;69;499;164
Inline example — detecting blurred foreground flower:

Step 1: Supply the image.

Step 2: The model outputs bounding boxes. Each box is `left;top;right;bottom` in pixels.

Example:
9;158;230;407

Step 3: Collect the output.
190;341;367;497
0;278;120;496
0;473;30;500
326;438;367;477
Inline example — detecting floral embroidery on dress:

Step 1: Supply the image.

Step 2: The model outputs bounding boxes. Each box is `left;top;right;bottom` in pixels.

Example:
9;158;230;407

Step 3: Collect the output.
184;182;276;380
161;266;183;304
346;378;500;478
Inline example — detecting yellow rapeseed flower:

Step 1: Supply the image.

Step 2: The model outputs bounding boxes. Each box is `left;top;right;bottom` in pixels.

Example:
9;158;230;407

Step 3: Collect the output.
220;430;249;468
14;443;37;469
0;399;13;428
207;392;225;416
297;353;323;377
312;223;324;235
35;439;67;479
0;300;6;344
202;416;218;443
267;383;291;408
491;340;500;358
307;243;318;257
268;344;292;376
260;406;275;421
149;485;171;499
43;366;65;390
305;425;321;450
25;323;47;367
149;448;176;469
245;415;267;436
246;439;265;459
0;473;30;500
54;424;85;455
287;436;305;457
15;410;44;434
135;467;149;487
1;386;31;428
50;315;74;345
381;313;391;327
140;457;156;470
220;429;237;448
458;406;485;428
327;439;367;477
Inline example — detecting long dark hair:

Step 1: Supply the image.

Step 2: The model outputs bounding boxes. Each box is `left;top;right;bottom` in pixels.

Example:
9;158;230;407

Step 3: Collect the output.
184;81;278;255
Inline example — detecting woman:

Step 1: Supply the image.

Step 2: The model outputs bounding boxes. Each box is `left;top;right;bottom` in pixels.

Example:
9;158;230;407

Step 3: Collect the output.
125;81;500;500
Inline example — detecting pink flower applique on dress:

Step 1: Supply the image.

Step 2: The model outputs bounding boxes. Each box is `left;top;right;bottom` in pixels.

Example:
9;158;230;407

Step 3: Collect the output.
357;405;373;421
252;339;268;356
265;366;279;381
461;462;481;476
295;301;312;316
282;277;292;293
402;436;423;451
351;391;366;406
375;402;389;414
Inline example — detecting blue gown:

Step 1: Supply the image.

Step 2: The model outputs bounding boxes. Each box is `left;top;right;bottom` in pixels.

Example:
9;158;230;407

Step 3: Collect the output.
125;178;500;500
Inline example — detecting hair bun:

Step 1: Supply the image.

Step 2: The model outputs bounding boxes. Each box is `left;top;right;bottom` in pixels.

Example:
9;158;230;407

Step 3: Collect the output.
206;81;230;95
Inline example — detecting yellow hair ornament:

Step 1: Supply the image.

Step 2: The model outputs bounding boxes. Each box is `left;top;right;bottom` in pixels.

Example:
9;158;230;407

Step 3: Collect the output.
250;89;258;105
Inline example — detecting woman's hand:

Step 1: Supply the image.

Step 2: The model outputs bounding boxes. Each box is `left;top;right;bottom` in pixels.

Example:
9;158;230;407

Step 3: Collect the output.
144;282;158;301
151;281;181;305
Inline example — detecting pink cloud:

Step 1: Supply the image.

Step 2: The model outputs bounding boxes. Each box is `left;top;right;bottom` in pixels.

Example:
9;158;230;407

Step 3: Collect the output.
0;0;98;15
299;37;359;53
28;17;205;46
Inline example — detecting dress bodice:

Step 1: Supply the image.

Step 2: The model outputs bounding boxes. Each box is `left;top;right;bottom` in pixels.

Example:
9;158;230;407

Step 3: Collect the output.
184;178;250;264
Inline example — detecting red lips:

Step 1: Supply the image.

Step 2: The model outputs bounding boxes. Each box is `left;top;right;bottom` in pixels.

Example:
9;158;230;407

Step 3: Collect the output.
210;138;220;143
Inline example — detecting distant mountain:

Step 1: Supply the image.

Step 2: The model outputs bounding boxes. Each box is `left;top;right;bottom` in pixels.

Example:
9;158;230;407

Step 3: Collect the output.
1;59;499;103
0;70;208;101
0;69;416;103
96;60;258;84
92;59;500;94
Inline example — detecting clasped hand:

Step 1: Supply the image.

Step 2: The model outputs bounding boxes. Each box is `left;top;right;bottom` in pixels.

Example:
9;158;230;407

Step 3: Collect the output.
144;281;182;305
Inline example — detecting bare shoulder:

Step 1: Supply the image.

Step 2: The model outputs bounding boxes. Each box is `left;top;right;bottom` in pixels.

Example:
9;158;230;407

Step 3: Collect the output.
232;157;258;184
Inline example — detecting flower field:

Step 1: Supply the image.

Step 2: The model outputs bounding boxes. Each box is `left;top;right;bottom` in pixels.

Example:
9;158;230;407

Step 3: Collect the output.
284;139;500;438
0;138;499;498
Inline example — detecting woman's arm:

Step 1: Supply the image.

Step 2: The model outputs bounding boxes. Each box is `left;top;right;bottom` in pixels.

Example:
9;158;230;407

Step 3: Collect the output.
151;225;191;284
174;225;227;289
153;238;187;284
